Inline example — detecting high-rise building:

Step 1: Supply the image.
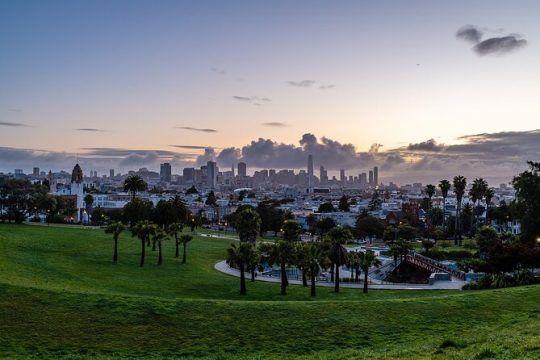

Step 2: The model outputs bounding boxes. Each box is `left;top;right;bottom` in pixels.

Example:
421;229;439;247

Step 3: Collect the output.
33;167;40;176
340;169;346;184
207;161;218;189
307;154;314;191
160;163;172;182
360;173;367;186
237;162;247;177
369;170;374;186
373;166;379;187
109;169;115;178
320;166;328;184
183;167;195;184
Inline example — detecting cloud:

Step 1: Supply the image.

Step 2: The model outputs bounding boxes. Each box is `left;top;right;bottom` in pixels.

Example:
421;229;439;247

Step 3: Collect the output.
456;25;483;43
474;36;527;56
0;121;31;127
319;84;335;90
170;145;211;150
262;122;287;127
8;108;23;113
210;67;227;75
176;126;218;133
232;96;271;106
119;152;159;167
75;128;105;132
407;139;444;152
287;80;316;88
456;25;527;56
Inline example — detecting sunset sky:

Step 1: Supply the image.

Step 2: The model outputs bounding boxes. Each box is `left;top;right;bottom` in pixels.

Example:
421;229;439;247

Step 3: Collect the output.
1;0;539;183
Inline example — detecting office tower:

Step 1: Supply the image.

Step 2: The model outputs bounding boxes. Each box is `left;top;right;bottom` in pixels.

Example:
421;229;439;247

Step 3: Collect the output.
160;163;172;182
369;170;374;186
340;169;346;184
237;162;247;177
183;167;195;184
207;161;217;189
109;169;114;178
33;167;39;176
373;166;379;187
360;173;367;186
307;154;314;191
320;166;328;184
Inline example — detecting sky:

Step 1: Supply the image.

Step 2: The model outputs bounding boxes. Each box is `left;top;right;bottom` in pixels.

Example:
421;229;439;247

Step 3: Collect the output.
1;0;539;184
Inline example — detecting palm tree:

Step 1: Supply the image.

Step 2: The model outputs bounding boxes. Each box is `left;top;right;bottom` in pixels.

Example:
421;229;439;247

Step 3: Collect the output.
131;220;156;267
167;222;183;258
84;194;94;212
347;251;362;282
484;187;495;224
359;250;382;293
259;240;295;295
303;243;325;297
282;219;302;241
153;228;168;265
438;179;451;233
179;234;193;264
233;207;261;243
123;175;147;200
327;227;352;293
105;222;124;263
470;178;488;235
424;184;436;208
226;242;255;295
453;175;467;243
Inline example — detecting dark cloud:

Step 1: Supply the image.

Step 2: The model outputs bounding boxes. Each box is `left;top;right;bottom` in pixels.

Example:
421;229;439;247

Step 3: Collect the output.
232;96;271;106
170;145;211;150
176;126;218;133
474;36;527;55
119;152;159;167
82;148;178;157
456;25;527;56
196;148;217;166
407;139;444;152
456;25;483;43
75;128;105;132
0;121;31;127
262;122;287;127
287;80;316;88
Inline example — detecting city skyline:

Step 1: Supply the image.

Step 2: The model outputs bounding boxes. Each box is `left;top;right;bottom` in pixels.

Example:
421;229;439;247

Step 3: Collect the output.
2;1;540;183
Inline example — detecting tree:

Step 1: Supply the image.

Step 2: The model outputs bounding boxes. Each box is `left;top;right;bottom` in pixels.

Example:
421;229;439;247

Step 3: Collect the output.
421;239;435;256
153;200;177;229
453;175;467;242
153;228;168;265
318;202;335;213
105;222;125;263
424;184;436;208
368;190;382;211
123;198;153;226
338;195;350;212
316;217;336;236
294;242;310;286
259;240;295;295
167;222;184;258
84;194;94;212
470;178;488;235
512;161;540;246
397;223;417;241
123;175;147;199
306;214;318;240
186;185;199;195
355;215;384;240
233;207;261;243
179;234;193;263
282;219;302;241
392;238;413;263
476;225;499;259
347;251;362;282
439;179;451;232
303;243;325;296
226;242;255;295
484;188;495;224
359;250;381;293
326;227;352;293
205;191;217;206
131;221;156;267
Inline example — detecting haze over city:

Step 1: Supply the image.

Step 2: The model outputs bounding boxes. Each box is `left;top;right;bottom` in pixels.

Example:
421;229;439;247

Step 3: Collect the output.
1;0;539;183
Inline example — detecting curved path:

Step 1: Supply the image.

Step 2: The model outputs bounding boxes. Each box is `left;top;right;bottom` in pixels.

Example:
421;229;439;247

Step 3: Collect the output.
214;261;465;290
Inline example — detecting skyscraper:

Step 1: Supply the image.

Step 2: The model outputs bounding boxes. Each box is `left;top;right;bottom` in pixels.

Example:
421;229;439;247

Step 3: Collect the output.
109;169;115;178
373;166;379;187
207;161;217;189
340;169;346;184
160;163;172;182
33;167;39;176
237;162;247;177
369;170;374;186
307;154;314;191
183;167;195;184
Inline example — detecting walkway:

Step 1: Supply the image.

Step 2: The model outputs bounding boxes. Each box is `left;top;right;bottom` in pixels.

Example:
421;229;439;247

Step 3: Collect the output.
214;261;465;290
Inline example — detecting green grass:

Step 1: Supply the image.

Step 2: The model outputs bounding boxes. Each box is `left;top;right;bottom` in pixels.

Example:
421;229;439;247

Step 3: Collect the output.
1;224;539;359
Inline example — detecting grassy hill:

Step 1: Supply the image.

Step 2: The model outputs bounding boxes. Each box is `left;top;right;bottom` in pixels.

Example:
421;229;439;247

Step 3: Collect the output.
0;223;539;359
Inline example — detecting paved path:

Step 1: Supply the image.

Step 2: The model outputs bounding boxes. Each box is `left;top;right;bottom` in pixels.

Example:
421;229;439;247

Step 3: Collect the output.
214;261;465;290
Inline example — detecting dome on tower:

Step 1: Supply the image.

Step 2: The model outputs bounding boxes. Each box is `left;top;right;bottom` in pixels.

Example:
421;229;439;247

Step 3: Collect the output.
71;164;83;184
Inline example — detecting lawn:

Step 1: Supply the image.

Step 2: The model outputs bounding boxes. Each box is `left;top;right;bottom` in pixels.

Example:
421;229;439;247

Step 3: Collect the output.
0;223;539;359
